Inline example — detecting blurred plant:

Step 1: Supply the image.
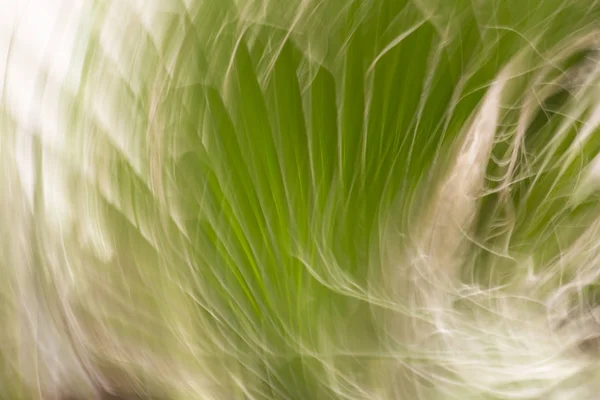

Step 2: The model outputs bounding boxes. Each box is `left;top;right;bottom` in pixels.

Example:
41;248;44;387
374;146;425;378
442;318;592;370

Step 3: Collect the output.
3;0;600;399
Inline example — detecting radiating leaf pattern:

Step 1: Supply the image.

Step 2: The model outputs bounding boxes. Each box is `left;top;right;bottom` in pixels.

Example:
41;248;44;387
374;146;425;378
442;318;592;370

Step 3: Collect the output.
3;0;600;399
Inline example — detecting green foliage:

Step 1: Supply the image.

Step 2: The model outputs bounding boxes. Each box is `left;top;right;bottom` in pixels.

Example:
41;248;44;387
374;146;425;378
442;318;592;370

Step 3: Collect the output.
4;0;600;398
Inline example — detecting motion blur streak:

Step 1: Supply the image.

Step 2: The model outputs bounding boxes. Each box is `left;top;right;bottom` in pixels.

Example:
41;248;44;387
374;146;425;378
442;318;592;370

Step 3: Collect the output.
3;1;600;399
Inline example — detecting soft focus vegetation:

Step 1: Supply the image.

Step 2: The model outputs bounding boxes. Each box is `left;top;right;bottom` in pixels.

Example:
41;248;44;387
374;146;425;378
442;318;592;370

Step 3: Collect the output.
3;0;600;398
